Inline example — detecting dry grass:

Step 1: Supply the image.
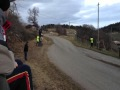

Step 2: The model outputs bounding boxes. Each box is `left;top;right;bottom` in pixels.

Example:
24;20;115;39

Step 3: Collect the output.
62;35;120;58
16;37;83;90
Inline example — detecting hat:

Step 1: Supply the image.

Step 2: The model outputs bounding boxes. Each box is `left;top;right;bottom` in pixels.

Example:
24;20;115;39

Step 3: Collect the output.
9;0;16;2
0;0;10;11
0;0;15;11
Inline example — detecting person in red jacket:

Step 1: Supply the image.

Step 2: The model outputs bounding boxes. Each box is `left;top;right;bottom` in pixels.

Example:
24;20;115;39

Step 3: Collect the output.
0;0;33;90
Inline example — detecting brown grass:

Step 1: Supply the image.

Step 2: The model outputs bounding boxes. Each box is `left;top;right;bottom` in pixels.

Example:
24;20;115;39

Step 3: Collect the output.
16;37;83;90
62;35;119;58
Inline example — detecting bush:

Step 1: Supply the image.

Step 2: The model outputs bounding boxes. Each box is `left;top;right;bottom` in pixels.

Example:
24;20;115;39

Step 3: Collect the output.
56;25;67;35
7;13;37;42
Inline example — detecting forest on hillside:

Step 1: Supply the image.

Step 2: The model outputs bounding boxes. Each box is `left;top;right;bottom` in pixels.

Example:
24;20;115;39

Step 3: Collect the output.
41;23;120;52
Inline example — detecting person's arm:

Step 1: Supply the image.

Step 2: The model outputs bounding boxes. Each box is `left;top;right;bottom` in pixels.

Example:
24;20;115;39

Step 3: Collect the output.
0;35;15;75
0;12;16;75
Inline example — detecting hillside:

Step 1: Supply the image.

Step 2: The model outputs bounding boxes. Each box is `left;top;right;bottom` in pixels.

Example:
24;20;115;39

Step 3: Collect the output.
7;30;82;90
6;13;82;90
7;12;120;89
100;22;120;33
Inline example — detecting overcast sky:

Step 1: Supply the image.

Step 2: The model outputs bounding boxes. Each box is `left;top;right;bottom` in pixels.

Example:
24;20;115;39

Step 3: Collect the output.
16;0;120;28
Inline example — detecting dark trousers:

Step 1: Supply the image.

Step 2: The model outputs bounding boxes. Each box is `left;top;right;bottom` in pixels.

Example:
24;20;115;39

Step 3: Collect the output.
6;59;33;90
36;41;39;46
24;52;28;60
91;43;93;47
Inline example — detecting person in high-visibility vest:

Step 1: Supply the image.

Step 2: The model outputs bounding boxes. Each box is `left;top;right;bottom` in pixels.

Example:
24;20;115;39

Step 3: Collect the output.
36;35;40;46
90;37;94;47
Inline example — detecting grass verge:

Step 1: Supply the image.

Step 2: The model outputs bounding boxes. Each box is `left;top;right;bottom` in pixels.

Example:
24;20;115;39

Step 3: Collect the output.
62;35;120;59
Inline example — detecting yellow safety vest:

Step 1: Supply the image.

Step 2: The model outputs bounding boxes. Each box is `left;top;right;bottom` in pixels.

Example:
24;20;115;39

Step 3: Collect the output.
90;38;94;43
37;36;40;42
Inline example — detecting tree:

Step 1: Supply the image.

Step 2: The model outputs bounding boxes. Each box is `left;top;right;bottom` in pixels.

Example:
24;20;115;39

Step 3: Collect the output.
83;24;96;30
56;25;67;35
76;24;96;43
28;7;39;29
9;2;19;15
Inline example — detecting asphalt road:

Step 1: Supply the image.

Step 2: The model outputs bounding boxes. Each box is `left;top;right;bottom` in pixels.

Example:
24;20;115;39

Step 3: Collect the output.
47;36;120;90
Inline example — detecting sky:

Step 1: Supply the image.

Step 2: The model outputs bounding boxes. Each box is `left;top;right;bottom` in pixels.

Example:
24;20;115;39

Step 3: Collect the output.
15;0;120;28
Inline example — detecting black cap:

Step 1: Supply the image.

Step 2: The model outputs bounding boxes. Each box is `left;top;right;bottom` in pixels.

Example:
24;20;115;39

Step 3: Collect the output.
0;0;15;11
9;0;16;2
0;0;10;11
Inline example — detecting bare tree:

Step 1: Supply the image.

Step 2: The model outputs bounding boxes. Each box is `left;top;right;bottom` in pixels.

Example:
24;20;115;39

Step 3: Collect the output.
9;2;19;15
28;7;39;29
56;25;67;36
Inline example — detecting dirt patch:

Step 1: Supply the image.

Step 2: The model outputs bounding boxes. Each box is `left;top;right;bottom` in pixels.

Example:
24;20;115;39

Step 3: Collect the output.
17;37;83;90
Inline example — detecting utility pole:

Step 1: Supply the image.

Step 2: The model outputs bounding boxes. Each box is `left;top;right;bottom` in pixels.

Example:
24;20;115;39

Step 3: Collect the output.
69;22;70;29
97;3;100;49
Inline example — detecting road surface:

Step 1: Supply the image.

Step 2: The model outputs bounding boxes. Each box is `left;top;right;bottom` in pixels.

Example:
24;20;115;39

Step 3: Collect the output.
47;36;120;90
